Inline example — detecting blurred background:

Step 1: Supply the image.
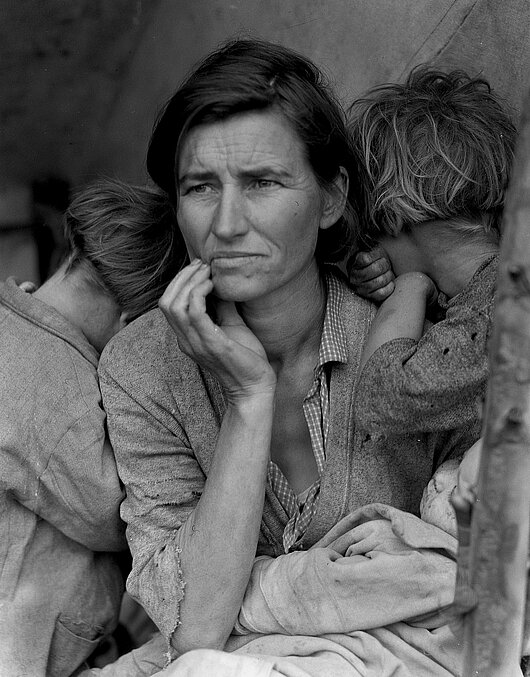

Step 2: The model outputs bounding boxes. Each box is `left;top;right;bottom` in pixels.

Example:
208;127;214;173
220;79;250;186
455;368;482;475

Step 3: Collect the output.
2;0;530;285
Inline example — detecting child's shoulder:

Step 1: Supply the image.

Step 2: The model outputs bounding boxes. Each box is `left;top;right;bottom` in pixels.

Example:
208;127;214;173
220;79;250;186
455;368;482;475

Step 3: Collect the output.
447;255;498;312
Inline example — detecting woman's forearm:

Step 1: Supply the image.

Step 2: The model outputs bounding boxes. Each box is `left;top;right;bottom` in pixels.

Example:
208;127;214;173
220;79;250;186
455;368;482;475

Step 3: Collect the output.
172;392;274;654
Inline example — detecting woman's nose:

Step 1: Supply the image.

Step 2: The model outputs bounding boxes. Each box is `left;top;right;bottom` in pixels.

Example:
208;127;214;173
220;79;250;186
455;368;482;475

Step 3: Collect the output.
211;187;249;239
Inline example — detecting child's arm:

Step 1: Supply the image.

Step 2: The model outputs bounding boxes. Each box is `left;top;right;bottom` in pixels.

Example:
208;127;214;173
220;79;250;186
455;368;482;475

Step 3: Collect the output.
359;271;436;372
354;261;494;437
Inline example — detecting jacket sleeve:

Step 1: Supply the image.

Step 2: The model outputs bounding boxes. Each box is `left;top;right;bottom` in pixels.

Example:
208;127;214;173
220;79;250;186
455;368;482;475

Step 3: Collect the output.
355;300;490;435
98;359;206;642
11;402;127;553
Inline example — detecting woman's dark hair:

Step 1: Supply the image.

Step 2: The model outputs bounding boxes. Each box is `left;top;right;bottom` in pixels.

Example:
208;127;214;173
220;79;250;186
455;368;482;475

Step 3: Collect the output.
349;66;516;247
64;178;186;321
147;38;361;263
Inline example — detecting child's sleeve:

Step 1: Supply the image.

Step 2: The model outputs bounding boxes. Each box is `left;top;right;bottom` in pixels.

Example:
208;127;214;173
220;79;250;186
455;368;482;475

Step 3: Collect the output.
355;301;490;434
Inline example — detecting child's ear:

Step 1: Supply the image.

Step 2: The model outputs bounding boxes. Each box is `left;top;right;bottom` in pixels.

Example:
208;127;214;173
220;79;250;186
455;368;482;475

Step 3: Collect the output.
320;167;349;230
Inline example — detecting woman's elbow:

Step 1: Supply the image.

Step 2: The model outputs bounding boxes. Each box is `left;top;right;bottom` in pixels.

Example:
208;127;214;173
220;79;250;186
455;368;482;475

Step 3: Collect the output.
171;625;231;656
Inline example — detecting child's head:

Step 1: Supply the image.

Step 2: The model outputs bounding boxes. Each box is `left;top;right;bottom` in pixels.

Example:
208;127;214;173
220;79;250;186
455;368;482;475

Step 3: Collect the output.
349;67;516;248
64;179;186;322
420;439;482;536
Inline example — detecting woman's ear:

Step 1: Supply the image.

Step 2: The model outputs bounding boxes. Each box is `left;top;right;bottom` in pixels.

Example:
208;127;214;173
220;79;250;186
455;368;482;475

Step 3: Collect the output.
119;311;130;329
319;166;349;230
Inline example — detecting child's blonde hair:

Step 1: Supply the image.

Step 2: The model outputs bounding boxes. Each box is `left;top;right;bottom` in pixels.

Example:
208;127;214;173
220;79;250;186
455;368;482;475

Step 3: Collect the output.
349;67;516;246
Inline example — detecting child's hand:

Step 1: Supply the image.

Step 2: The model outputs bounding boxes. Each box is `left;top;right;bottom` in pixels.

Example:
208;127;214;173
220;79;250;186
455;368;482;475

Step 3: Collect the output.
450;438;482;547
348;246;395;302
449;439;482;618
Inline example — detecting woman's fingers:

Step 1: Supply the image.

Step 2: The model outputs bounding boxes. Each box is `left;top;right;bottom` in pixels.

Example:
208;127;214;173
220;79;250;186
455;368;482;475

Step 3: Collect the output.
158;259;275;397
159;260;217;354
161;258;203;301
187;278;215;322
160;261;211;321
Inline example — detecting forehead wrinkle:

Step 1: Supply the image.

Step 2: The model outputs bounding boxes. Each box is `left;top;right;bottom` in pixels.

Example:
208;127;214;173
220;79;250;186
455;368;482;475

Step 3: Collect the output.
179;117;306;180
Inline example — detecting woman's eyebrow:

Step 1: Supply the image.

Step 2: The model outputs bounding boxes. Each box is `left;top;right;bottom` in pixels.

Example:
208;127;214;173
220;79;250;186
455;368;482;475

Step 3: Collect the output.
179;166;293;183
178;170;215;184
241;166;292;178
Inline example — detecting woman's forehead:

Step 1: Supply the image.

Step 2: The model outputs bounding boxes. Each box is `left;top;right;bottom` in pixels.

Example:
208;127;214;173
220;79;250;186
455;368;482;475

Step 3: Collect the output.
177;109;307;175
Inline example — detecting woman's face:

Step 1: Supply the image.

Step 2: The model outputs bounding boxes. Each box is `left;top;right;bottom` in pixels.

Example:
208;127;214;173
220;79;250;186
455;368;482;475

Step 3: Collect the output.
175;109;344;303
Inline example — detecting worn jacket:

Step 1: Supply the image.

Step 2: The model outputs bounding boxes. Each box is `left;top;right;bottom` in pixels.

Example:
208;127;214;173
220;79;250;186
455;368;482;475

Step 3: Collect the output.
0;279;127;677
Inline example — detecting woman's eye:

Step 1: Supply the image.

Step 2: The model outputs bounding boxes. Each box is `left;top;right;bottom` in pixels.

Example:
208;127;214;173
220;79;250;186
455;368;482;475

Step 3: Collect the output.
187;184;213;195
253;179;278;189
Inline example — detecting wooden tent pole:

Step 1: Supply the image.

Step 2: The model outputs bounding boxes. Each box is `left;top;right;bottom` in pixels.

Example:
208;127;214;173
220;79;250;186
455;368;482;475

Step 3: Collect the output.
462;91;530;675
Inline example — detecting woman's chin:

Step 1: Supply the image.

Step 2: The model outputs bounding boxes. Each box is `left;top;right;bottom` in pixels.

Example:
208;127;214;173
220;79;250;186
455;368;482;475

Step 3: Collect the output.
211;275;262;304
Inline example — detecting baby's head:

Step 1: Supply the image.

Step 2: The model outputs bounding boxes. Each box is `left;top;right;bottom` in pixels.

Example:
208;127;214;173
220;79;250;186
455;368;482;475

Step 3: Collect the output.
420;439;482;536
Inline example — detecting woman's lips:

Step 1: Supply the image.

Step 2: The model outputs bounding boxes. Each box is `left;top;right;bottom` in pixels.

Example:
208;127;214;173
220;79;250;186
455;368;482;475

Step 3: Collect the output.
210;253;262;267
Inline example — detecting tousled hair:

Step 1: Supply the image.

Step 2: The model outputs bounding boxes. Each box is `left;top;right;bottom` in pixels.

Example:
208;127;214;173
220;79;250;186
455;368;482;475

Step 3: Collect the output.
64;179;186;321
147;38;361;262
349;66;517;246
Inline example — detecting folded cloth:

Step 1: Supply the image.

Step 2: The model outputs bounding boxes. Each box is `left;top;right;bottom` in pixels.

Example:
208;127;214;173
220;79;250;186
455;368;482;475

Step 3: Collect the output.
160;627;461;677
94;505;524;677
152;504;471;677
236;503;459;636
156;649;296;677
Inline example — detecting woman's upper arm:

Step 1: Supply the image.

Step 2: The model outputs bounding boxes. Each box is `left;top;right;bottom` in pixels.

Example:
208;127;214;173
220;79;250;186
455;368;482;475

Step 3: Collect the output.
356;304;490;433
98;362;206;639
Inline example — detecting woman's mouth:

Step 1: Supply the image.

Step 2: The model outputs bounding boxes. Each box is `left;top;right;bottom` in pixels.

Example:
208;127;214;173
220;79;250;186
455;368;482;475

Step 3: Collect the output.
211;253;261;268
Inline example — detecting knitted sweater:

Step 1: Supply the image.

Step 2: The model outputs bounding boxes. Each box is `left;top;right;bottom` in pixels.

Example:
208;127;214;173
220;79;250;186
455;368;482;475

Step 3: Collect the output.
0;279;126;677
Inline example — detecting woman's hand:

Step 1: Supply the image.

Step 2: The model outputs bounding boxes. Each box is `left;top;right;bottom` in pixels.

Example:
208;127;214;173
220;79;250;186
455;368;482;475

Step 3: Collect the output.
159;260;276;653
348;246;395;303
159;259;276;401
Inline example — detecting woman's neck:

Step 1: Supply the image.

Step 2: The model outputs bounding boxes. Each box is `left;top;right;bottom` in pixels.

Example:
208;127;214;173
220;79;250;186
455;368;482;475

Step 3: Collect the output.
237;261;327;370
